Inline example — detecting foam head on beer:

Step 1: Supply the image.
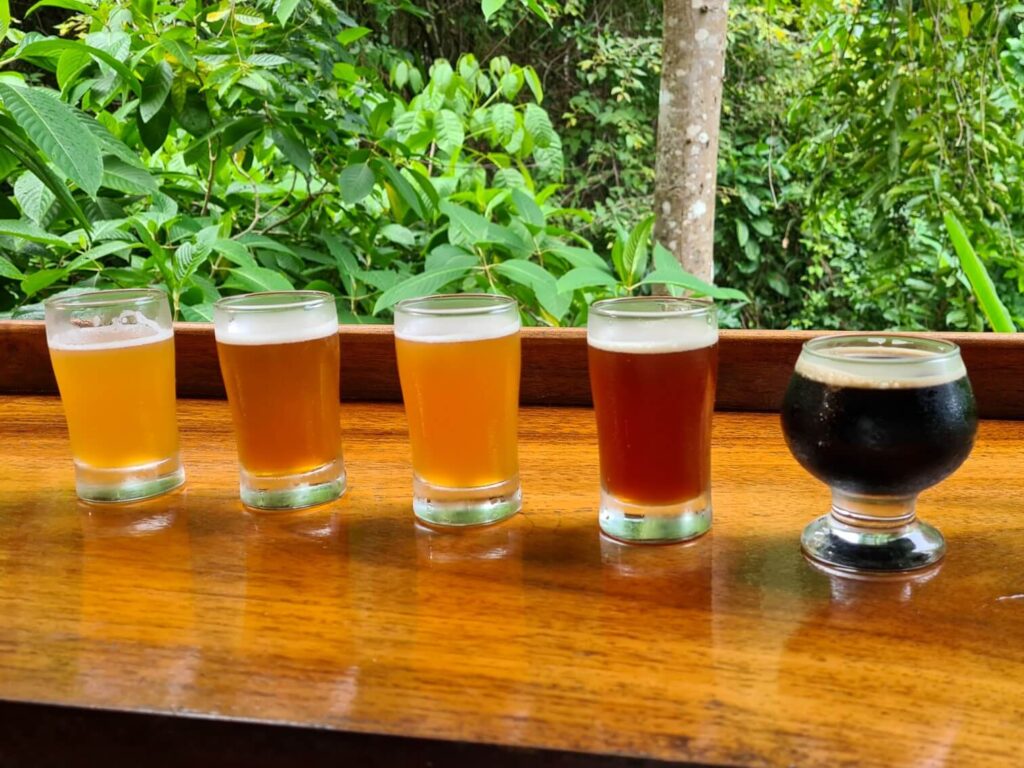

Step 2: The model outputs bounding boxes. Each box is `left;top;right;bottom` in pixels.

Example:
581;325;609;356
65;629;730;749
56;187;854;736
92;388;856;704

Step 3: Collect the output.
394;304;519;343
794;341;968;390
46;309;171;350
586;300;718;354
213;300;337;345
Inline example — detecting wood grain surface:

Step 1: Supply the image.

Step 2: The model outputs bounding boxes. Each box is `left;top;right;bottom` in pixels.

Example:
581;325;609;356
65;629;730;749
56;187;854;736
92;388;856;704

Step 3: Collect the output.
4;321;1024;417
1;396;1022;766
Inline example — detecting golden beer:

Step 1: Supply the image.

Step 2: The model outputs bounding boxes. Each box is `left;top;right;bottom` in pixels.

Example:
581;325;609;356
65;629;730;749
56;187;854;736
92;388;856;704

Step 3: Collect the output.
394;294;521;526
214;291;346;510
45;289;185;502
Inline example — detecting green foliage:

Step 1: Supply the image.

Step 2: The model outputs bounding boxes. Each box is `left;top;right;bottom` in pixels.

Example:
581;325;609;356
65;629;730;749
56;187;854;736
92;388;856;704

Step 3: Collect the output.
0;0;739;324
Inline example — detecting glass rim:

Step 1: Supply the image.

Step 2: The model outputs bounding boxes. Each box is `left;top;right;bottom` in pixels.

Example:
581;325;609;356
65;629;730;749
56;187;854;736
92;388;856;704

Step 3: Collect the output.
395;293;517;317
44;288;167;310
590;295;715;319
214;290;332;313
802;333;960;363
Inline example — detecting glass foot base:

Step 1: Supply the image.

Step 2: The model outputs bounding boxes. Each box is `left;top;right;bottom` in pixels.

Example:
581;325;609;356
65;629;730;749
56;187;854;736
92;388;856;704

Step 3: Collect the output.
801;514;946;573
75;455;185;503
599;489;712;544
413;475;521;527
241;458;347;511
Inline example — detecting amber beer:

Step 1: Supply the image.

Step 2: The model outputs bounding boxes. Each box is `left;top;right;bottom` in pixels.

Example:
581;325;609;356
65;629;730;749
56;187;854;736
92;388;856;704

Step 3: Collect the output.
214;292;346;510
394;294;521;527
45;289;185;502
587;297;718;543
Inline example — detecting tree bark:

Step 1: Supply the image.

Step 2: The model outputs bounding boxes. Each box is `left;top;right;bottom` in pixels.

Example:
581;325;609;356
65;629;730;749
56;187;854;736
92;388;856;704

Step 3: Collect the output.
654;0;729;282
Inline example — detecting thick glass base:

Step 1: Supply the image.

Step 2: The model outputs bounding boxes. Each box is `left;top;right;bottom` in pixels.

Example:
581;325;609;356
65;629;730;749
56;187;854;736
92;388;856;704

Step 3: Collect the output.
599;489;712;544
241;458;347;511
801;508;946;573
74;455;185;503
413;474;521;528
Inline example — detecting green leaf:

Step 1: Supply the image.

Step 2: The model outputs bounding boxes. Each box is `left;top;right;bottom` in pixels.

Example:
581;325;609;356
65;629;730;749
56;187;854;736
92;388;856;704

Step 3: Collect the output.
140;61;174;123
943;213;1015;333
64;240;135;272
767;273;790;297
14;172;56;224
493;258;569;321
510;188;544;229
174;241;208;283
271;129;311;175
211;239;256;268
56;47;92;92
273;0;302;23
523;65;543;103
247;53;289;67
0;254;24;280
490;103;516;143
137;103;171;153
373;264;476;314
160;37;196;71
556;267;619;293
524;103;555;148
623;214;654;285
229;266;294;292
181;302;215;322
339;162;375;204
546;243;609;272
426;245;476;272
736;220;749;247
101;157;159;194
380;223;417;247
434;109;465;155
441;201;490;248
0;218;72;248
21;267;65;297
0;84;102;196
337;26;371;45
373;159;428;222
18;40;141;97
0;0;9;38
641;245;748;302
482;0;508;20
24;0;92;16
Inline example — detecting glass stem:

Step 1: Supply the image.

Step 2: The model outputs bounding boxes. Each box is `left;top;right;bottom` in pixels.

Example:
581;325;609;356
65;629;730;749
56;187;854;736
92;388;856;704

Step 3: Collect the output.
829;490;917;530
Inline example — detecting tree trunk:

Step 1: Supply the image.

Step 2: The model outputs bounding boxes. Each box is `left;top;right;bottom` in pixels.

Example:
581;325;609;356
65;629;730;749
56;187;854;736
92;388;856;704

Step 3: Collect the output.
653;0;729;282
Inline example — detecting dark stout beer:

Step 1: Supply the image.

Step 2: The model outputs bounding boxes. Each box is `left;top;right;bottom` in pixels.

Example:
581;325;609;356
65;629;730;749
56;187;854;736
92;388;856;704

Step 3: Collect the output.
781;346;977;497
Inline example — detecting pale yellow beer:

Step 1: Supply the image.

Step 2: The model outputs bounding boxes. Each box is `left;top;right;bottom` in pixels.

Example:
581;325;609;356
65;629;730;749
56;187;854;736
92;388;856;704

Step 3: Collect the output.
49;330;179;468
44;289;185;502
394;294;521;526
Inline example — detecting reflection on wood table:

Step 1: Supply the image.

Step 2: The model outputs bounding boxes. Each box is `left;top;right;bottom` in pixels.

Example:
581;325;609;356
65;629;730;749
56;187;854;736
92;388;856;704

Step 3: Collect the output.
1;396;1022;767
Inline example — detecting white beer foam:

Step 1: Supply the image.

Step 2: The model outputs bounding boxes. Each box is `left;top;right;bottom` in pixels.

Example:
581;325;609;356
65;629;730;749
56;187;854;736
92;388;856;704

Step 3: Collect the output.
48;311;171;351
796;346;967;389
587;314;718;354
394;312;519;343
214;308;337;346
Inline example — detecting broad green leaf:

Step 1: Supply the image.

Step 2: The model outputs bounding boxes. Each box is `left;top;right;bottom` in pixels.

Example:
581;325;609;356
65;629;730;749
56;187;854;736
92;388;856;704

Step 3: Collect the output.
434;109;465;155
0;254;24;280
373;264;476;314
56;47;91;92
140;61;174;123
101;157;159;194
493;258;568;320
373;159;428;221
229;266;294;292
21;267;65;297
339;162;375;204
425;245;476;272
247;54;289;67
943;212;1015;332
24;0;92;15
441;201;490;247
380;223;417;247
212;239;256;268
546;243;610;272
490;103;516;143
623;214;654;284
556;267;619;293
13;172;55;224
0;218;72;248
736;219;749;247
181;302;215;322
337;26;371;45
0;0;9;38
160;38;196;71
523;65;543;103
64;240;135;272
482;0;508;20
641;245;748;302
18;39;141;96
524;103;555;148
273;0;302;23
137;104;171;153
271;129;311;175
0;85;102;196
173;241;208;282
510;188;544;229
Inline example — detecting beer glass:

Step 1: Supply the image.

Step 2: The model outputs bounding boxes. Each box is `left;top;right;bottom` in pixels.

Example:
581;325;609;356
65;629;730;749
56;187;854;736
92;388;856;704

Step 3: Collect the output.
781;334;977;572
45;289;185;502
394;294;521;527
214;291;346;510
588;297;718;543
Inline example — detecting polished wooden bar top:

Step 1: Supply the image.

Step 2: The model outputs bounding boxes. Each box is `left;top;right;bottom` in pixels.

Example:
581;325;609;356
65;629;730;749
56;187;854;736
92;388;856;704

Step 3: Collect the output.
1;396;1023;767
